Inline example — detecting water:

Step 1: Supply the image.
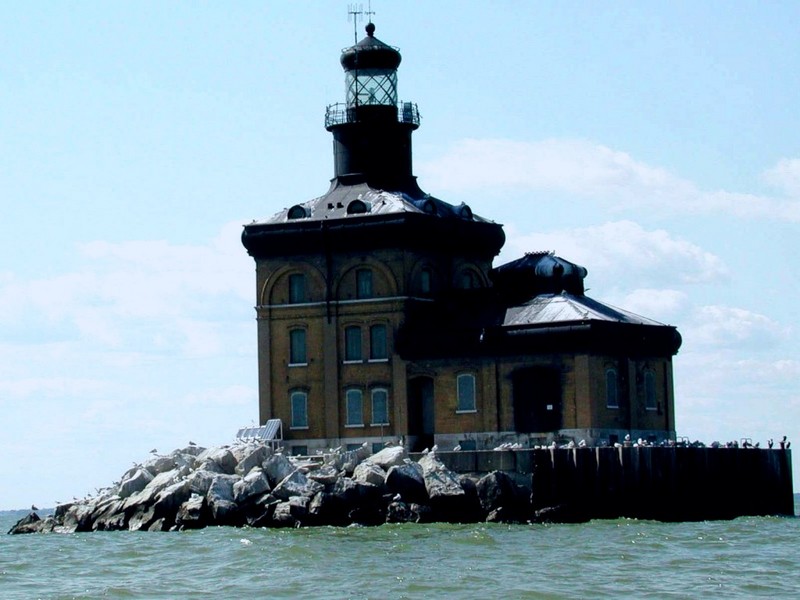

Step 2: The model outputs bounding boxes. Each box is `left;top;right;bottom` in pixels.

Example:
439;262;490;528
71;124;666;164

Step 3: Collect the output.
2;501;798;599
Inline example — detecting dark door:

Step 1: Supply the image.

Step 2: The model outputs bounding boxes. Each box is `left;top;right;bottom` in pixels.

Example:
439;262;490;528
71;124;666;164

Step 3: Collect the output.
512;367;562;433
407;376;435;452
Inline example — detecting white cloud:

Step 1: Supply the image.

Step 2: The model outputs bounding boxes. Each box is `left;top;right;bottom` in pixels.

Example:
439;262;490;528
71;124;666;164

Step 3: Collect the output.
763;158;800;198
503;220;728;287
0;220;252;355
616;288;688;321
419;139;800;221
686;305;788;348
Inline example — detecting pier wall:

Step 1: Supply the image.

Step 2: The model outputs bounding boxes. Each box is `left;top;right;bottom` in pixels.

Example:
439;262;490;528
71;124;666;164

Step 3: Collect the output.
429;447;794;521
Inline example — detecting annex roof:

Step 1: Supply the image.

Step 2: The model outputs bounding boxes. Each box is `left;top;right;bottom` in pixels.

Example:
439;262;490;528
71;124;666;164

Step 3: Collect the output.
504;292;668;328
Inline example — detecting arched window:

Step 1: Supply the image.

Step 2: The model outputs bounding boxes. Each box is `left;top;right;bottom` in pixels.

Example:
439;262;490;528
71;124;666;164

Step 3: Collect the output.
345;389;363;426
458;269;481;290
606;368;619;409
288;273;306;304
369;324;388;361
645;370;657;410
356;268;373;299
287;205;308;220
344;325;362;362
420;268;432;295
371;388;389;426
346;199;369;214
456;373;476;412
289;328;307;365
290;390;308;429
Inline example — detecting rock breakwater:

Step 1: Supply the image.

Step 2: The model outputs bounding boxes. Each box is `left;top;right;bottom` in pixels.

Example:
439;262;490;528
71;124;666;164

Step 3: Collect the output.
8;441;533;534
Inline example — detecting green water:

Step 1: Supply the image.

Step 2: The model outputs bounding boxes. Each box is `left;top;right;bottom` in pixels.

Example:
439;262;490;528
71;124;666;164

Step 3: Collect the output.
2;504;798;599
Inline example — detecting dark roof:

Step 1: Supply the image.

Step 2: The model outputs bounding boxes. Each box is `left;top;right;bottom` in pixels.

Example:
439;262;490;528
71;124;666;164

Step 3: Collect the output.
340;23;402;71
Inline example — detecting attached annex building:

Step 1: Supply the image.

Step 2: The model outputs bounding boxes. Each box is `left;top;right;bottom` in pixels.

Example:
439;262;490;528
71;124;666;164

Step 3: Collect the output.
241;23;682;454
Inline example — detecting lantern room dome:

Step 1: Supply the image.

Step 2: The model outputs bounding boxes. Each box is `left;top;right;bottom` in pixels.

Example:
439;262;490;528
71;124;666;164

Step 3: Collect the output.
340;23;402;71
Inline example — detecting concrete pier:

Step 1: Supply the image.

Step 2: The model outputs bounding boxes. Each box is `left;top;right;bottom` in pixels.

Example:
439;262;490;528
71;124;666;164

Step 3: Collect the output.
431;447;794;521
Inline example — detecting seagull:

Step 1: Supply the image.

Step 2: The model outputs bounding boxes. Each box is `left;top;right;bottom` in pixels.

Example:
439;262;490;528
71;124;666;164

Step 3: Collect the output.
578;439;587;448
421;448;429;454
430;444;438;453
188;441;197;446
149;449;158;455
768;438;774;449
31;504;39;511
453;444;462;451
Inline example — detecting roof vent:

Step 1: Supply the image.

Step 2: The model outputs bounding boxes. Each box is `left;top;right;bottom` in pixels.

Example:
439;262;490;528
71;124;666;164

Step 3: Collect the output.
287;205;308;220
458;203;473;220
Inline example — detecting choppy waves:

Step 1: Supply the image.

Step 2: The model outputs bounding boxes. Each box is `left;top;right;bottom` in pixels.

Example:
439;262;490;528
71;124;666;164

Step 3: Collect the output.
2;505;799;599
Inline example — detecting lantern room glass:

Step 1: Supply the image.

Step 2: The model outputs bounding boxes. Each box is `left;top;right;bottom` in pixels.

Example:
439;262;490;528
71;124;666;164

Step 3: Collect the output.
346;69;398;107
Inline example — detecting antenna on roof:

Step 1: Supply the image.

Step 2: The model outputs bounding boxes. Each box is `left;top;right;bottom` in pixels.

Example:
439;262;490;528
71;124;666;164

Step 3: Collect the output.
365;0;375;24
347;4;364;44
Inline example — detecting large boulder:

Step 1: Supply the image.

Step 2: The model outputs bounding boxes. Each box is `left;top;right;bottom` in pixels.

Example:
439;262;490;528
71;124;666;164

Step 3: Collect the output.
368;446;407;470
206;474;242;525
417;452;470;522
263;454;295;487
7;512;43;535
233;468;271;504
153;480;192;522
272;470;323;501
142;455;177;476
385;462;427;505
236;445;270;476
91;498;128;531
117;468;153;499
187;469;217;496
175;494;208;530
197;447;238;475
307;464;340;489
242;494;279;528
353;461;387;487
476;470;528;521
270;502;298;528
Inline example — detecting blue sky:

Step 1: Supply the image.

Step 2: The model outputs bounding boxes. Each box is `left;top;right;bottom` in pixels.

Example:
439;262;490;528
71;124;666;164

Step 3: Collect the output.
1;2;798;509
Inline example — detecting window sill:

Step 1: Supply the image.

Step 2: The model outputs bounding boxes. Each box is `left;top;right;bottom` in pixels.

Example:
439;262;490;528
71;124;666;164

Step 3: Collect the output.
344;424;364;428
343;360;363;365
290;426;309;431
368;358;389;363
607;405;619;410
370;422;390;427
645;407;658;411
455;409;477;414
288;363;308;368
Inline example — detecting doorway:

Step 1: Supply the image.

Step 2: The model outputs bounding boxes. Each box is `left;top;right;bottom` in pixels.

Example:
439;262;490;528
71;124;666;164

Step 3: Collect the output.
407;376;435;452
512;367;562;433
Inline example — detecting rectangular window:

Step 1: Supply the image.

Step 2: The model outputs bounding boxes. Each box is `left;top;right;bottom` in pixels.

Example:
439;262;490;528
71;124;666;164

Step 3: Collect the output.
645;370;657;410
346;389;363;426
606;368;619;409
344;325;362;361
288;273;306;304
289;328;307;365
456;373;476;412
290;391;308;429
369;324;388;360
356;268;373;299
371;388;389;425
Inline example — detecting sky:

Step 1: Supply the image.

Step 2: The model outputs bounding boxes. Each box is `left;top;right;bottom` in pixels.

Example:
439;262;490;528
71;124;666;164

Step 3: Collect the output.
1;2;798;510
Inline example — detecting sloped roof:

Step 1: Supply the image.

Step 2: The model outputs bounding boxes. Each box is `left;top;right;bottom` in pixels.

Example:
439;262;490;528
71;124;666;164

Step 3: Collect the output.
504;292;667;328
251;182;493;225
